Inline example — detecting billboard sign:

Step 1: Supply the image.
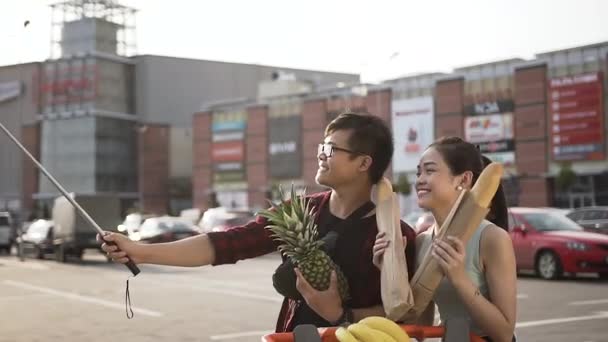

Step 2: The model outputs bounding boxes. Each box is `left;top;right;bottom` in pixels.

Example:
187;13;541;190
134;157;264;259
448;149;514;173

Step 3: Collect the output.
392;97;434;173
464;105;516;168
211;110;247;183
268;115;302;179
548;72;605;161
464;113;513;144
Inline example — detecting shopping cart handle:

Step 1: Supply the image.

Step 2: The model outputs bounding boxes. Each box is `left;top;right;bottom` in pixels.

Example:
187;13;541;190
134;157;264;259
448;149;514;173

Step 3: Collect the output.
293;325;321;342
262;325;485;342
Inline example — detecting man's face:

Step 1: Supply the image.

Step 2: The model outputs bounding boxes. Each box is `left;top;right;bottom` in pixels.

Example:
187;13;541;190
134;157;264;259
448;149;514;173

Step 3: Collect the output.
315;129;366;188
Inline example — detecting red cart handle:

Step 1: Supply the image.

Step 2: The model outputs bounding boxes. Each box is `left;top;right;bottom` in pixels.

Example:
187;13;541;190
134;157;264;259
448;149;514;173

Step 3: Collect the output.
262;325;485;342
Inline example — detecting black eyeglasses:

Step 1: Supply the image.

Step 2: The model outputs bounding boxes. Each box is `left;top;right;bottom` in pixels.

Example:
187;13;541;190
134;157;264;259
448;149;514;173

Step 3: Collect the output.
317;143;361;157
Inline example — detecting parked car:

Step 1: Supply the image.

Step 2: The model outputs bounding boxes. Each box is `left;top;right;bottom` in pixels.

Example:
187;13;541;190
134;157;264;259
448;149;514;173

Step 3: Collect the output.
402;211;434;234
0;212;13;253
19;219;54;259
508;207;608;280
540;207;571;216
198;207;256;233
415;212;434;234
130;217;199;243
402;211;424;228
117;213;155;237
565;206;608;235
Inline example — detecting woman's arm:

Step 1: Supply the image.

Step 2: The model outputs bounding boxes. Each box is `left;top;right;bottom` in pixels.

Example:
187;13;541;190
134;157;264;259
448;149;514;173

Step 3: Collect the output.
446;227;517;342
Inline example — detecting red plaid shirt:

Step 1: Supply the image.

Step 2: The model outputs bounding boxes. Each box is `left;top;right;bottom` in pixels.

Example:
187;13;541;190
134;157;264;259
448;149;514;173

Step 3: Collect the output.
207;191;417;332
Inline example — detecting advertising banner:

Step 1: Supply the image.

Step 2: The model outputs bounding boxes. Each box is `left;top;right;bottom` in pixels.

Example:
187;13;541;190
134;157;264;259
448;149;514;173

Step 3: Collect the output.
464;113;513;144
548;72;605;161
392;97;434;173
463;102;516;168
268;115;302;179
211;110;247;183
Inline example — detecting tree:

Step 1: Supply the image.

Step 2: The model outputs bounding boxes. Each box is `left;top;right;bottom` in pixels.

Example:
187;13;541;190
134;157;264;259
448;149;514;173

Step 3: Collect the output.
556;162;577;192
392;174;412;195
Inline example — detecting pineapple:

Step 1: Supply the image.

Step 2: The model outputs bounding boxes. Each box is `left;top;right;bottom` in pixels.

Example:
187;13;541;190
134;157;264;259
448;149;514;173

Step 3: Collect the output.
259;186;350;302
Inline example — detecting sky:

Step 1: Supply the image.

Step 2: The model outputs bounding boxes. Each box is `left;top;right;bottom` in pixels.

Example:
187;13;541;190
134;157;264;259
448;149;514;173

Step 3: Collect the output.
1;0;607;83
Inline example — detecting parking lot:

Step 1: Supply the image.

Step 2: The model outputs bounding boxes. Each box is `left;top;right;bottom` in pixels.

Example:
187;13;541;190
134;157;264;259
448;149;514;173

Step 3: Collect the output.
1;252;607;342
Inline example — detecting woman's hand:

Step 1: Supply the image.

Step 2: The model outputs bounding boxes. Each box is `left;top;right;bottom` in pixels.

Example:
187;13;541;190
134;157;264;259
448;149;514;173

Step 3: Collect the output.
432;236;467;285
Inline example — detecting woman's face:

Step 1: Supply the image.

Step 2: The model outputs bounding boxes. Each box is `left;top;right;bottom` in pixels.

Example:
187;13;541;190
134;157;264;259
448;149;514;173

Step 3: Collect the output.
415;147;464;211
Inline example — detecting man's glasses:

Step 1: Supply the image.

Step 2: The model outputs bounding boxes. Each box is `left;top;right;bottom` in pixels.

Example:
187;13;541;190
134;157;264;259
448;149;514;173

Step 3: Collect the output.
317;143;361;157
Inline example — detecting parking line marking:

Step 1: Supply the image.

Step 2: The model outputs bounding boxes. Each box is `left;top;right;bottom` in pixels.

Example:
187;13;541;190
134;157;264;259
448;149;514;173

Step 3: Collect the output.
0;259;49;270
516;311;608;328
2;280;164;317
144;279;283;303
0;293;50;302
569;299;608;306
210;330;272;340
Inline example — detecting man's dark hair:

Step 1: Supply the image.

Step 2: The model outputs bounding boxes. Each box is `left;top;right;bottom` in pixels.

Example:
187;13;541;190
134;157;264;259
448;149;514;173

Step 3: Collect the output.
325;111;393;183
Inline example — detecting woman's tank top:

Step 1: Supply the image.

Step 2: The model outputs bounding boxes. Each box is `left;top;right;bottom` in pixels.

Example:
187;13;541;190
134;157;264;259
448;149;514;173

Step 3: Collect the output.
416;219;493;336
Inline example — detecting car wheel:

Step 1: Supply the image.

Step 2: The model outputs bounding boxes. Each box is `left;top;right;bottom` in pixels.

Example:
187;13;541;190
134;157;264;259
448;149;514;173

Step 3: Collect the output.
36;247;44;260
536;251;562;280
55;244;66;263
74;248;84;261
599;272;608;280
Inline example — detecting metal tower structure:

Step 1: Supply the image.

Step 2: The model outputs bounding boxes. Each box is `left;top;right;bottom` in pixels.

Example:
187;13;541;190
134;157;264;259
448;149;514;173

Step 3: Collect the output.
49;0;137;59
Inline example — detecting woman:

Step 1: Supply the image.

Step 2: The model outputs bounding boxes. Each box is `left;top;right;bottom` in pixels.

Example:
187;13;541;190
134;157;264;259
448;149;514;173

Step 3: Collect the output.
373;137;516;342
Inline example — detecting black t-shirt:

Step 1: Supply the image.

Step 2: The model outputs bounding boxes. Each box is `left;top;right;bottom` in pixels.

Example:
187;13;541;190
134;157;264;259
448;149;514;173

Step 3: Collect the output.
292;202;378;327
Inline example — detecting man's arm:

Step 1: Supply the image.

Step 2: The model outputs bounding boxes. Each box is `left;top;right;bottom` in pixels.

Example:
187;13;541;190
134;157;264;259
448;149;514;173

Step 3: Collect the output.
100;215;277;267
141;234;215;266
294;269;387;323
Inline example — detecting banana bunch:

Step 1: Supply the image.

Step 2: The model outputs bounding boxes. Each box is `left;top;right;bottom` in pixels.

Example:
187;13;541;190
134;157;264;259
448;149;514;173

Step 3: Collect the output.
335;316;411;342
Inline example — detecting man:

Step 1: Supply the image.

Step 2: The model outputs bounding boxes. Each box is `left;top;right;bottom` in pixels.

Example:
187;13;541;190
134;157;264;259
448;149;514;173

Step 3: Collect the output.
100;111;416;332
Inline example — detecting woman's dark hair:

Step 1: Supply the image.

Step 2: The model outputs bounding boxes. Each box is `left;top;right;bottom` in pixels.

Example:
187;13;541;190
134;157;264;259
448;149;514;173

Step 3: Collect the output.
428;136;509;230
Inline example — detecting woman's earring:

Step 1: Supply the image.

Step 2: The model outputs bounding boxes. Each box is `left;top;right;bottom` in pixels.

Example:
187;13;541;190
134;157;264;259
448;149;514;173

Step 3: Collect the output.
457;185;463;191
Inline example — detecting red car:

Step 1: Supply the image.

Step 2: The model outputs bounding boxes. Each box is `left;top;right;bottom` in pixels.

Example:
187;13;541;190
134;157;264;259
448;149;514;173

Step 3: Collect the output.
508;207;608;280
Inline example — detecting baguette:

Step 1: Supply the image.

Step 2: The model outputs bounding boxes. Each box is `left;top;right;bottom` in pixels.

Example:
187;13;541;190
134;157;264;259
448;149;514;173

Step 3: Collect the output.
373;178;414;319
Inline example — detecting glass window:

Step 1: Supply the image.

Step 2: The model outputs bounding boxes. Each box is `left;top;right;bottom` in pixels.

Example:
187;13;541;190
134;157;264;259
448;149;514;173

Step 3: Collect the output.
0;216;9;226
566;211;582;221
521;212;582;232
582;210;600;220
508;212;519;230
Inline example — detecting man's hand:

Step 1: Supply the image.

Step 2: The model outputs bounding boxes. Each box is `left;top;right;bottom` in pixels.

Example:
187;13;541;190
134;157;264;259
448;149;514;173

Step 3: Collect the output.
96;231;142;264
373;231;408;269
294;268;343;323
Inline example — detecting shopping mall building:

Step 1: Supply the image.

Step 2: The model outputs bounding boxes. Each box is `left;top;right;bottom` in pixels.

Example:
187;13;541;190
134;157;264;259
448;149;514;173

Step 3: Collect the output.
1;1;606;220
0;1;358;219
193;42;608;212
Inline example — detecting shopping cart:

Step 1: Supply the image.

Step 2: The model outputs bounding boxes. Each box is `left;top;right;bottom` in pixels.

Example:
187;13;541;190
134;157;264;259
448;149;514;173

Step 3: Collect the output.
262;324;485;342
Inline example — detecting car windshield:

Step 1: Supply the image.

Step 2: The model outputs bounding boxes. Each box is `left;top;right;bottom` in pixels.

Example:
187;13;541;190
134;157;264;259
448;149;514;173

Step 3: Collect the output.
0;216;9;226
521;212;583;232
